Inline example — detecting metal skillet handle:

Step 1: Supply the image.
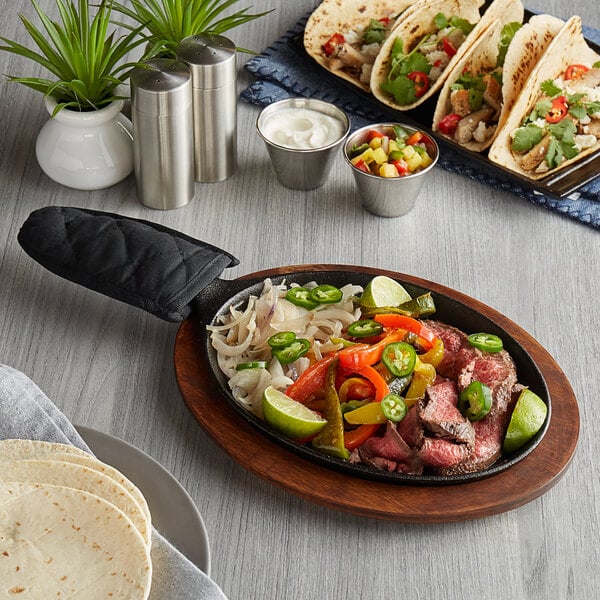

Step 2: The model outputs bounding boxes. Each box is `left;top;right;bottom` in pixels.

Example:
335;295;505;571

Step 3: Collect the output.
17;206;239;322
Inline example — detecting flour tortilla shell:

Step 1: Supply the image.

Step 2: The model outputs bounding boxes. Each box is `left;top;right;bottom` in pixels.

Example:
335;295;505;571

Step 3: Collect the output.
432;12;564;151
370;0;518;110
304;0;420;92
0;458;151;548
0;481;152;598
488;15;600;179
0;438;151;526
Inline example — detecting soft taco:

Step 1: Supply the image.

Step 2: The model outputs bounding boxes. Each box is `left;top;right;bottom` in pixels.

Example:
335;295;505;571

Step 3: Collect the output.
370;0;523;111
303;0;420;93
488;16;600;179
432;12;566;151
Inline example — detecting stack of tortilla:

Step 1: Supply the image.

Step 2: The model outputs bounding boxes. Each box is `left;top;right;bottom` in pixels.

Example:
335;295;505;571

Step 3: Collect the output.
0;439;152;598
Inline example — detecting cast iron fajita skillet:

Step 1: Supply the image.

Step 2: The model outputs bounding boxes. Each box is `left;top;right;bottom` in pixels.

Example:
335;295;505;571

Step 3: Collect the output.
17;208;575;493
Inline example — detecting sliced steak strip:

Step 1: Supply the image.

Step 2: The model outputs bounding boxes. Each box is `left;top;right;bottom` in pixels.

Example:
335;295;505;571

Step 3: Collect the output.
358;422;423;475
418;380;475;448
397;404;424;448
418;437;472;470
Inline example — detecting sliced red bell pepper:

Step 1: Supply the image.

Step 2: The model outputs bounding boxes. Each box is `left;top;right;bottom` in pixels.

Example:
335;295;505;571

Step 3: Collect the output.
373;314;438;350
356;365;389;401
338;329;406;370
285;353;337;403
344;423;381;451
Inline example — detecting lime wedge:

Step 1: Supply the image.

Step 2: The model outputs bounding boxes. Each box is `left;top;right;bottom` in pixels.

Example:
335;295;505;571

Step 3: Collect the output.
360;276;412;308
262;386;327;440
503;389;548;453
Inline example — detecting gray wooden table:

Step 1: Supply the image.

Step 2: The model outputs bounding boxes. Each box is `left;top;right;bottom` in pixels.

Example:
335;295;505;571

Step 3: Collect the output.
1;0;598;598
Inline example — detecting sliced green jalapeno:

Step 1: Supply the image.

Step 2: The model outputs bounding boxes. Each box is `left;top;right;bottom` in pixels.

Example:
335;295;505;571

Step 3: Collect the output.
272;338;311;365
347;319;384;338
285;287;319;309
309;284;343;304
458;380;492;421
267;331;297;348
468;333;503;353
381;341;417;378
381;393;407;422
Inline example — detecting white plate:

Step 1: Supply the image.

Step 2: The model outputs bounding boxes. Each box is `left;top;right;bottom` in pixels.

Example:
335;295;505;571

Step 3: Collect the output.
76;425;211;575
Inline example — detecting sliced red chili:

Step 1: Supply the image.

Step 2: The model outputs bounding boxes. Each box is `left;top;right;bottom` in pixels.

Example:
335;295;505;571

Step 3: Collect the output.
442;36;457;57
545;96;568;123
372;314;438;350
565;64;589;80
407;71;430;98
323;33;345;56
438;113;462;135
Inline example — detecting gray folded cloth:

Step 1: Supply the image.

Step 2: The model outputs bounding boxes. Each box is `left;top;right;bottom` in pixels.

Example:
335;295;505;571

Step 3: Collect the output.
241;11;600;230
0;364;228;600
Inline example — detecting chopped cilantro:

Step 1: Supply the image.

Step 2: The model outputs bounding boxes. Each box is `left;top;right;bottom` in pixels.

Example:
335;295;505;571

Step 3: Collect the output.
381;75;418;105
363;19;388;45
540;79;562;98
587;101;600;115
512;124;543;152
548;119;577;143
434;13;448;29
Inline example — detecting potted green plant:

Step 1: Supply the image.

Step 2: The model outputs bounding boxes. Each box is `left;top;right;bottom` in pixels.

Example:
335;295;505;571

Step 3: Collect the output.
112;0;272;58
0;0;149;190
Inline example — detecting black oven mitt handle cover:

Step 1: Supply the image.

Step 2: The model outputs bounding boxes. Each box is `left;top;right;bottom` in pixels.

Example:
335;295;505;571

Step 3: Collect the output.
17;206;239;323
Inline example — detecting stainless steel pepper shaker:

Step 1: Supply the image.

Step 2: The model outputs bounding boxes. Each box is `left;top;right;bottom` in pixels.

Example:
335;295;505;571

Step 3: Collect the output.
130;58;194;209
177;34;237;182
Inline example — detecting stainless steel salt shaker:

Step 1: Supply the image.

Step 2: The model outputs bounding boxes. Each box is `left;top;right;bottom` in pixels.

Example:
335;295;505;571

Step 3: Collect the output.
130;58;194;209
177;34;237;182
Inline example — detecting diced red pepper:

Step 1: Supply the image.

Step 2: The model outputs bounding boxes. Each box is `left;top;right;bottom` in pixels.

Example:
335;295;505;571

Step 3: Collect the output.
406;131;424;146
545;96;568;123
285;353;337;403
353;158;370;173
438;113;462;135
391;158;408;175
367;129;385;140
442;36;457;57
338;329;406;371
379;17;391;25
565;64;589;80
323;33;345;56
372;314;438;350
407;71;430;98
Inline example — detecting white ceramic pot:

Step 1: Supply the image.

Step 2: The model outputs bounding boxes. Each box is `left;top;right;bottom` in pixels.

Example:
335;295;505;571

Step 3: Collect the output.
36;97;133;190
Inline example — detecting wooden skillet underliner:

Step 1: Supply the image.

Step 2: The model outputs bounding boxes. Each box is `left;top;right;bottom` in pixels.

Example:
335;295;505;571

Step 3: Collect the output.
175;265;579;522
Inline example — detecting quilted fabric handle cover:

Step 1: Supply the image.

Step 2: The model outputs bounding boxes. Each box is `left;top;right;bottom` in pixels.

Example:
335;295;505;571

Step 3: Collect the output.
17;206;239;322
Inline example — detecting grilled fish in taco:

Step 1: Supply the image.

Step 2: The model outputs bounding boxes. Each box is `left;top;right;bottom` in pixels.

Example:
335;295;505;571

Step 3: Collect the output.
432;12;565;151
488;16;600;179
303;0;419;92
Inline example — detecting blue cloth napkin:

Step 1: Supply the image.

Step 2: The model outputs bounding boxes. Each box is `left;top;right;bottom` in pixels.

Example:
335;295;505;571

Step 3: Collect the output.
241;11;600;230
0;364;228;600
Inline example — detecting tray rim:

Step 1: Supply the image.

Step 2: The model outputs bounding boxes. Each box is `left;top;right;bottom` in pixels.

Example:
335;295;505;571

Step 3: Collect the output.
174;264;579;522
